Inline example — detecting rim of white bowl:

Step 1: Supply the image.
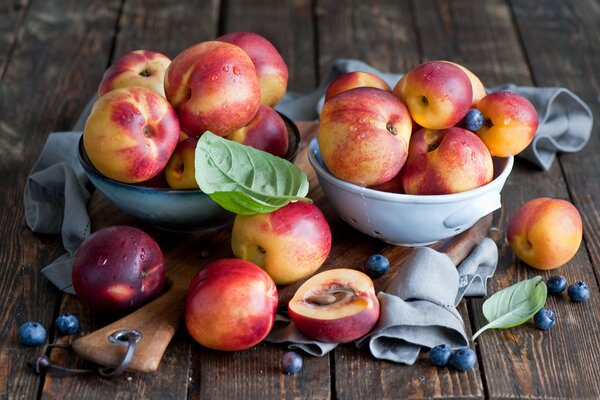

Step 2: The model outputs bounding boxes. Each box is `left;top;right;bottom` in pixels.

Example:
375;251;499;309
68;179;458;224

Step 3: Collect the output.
308;137;514;204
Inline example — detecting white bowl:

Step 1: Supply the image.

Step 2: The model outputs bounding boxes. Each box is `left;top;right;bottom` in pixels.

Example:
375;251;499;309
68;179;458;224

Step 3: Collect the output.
308;138;513;246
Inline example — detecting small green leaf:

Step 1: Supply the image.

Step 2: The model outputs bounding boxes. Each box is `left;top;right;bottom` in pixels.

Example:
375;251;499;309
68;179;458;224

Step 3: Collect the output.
472;276;547;341
195;131;310;215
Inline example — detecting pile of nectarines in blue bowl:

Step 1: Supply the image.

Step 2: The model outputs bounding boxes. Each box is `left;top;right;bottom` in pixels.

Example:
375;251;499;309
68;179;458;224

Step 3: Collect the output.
310;60;538;246
78;34;299;232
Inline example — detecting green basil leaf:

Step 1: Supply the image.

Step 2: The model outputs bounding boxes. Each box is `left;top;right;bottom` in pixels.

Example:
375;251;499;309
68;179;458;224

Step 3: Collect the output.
472;276;547;341
195;131;310;215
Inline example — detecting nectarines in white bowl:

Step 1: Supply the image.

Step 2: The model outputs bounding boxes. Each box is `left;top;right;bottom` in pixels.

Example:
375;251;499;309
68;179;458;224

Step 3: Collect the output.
78;115;300;232
308;138;513;246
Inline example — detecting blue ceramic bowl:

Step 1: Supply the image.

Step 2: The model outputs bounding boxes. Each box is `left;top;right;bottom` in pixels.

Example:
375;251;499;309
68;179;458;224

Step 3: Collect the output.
79;114;300;232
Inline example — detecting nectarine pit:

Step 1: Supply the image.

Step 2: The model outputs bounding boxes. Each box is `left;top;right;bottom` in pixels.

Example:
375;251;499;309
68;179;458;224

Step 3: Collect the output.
306;286;356;307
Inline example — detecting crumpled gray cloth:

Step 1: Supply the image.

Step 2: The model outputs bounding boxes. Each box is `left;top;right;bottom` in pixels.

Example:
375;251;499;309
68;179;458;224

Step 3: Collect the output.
24;131;90;294
266;238;497;364
275;58;593;171
24;99;94;294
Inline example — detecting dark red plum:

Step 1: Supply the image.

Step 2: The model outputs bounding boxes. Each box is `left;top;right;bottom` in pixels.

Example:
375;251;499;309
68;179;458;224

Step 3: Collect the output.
72;226;166;313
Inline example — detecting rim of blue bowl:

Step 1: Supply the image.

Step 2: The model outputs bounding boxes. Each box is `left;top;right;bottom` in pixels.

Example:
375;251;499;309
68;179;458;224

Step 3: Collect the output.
78;112;301;193
308;137;514;204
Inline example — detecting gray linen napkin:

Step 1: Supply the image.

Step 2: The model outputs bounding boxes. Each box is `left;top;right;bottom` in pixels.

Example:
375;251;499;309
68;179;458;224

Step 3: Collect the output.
266;238;497;364
24;100;94;294
275;59;593;171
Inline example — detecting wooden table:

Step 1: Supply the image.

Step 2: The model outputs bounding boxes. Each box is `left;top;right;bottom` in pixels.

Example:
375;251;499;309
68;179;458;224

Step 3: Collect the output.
2;1;599;399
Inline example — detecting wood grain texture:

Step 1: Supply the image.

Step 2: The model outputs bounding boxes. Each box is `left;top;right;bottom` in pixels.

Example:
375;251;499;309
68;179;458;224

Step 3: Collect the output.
113;0;220;60
0;0;30;79
2;1;598;398
222;0;317;92
0;0;121;398
414;0;600;398
508;0;600;398
314;0;420;81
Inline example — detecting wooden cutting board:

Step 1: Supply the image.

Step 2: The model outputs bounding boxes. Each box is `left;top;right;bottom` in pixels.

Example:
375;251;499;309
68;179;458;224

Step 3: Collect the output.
71;122;493;372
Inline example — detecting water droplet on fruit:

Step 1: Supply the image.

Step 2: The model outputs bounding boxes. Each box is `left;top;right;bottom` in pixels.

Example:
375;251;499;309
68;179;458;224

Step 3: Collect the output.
211;74;219;81
223;65;229;72
232;66;240;75
97;256;108;267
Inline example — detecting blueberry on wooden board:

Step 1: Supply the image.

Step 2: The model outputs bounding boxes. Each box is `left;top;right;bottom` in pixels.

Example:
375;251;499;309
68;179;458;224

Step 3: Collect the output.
546;275;567;295
533;307;556;330
281;351;303;374
449;348;477;372
55;313;80;335
429;344;452;367
19;322;46;346
364;254;390;279
568;281;590;302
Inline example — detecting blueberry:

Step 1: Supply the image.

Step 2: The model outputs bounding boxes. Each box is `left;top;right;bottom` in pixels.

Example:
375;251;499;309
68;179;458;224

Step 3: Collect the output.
449;347;477;372
546;275;567;295
429;344;452;367
462;109;484;132
280;351;303;374
55;313;80;335
568;281;591;302
533;307;556;330
364;254;390;279
19;322;46;346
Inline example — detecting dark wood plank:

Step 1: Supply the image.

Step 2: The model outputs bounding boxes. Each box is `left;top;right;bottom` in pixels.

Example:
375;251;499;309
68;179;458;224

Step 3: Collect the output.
41;0;222;399
222;0;317;91
0;0;122;398
112;0;220;61
505;1;600;398
414;0;600;399
314;0;421;81
313;1;483;399
0;0;30;78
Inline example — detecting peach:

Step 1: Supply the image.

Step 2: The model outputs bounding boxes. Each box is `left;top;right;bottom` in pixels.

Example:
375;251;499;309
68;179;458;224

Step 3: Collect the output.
83;86;180;183
185;258;278;351
318;87;412;187
393;61;472;130
324;71;392;101
218;31;288;107
288;268;380;343
231;202;332;285
367;171;404;193
401;127;494;195
507;198;582;270
227;105;288;157
164;41;260;136
98;50;171;97
441;61;487;107
475;91;539;157
164;136;200;189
